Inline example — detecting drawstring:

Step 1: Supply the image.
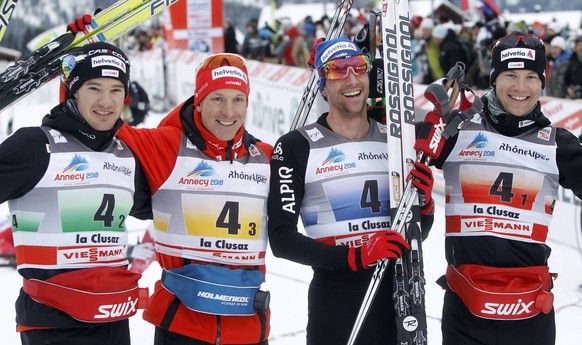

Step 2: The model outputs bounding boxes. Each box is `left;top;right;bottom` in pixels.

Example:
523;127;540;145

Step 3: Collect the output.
226;139;234;163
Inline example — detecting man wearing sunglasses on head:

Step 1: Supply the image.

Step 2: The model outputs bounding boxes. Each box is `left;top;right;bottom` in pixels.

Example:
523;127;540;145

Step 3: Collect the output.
117;52;272;345
421;32;582;345
267;36;435;344
0;41;152;344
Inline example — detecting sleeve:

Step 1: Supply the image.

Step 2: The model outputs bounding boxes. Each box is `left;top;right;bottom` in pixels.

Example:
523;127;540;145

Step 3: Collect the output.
414;119;458;169
431;128;458;169
117;124;181;194
0;127;50;203
563;61;573;87
129;158;153;220
555;127;582;200
267;130;351;271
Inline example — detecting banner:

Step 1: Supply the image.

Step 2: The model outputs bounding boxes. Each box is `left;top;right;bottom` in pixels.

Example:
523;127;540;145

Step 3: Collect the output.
164;0;224;52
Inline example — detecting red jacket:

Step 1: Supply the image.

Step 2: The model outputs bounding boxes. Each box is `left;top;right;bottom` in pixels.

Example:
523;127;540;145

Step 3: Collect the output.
117;96;272;344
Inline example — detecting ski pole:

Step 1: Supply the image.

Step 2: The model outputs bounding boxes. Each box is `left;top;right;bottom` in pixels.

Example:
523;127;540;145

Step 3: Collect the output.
347;65;469;345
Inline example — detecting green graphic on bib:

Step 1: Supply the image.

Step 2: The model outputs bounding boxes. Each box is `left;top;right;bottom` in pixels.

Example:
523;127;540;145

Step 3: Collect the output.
11;211;44;232
59;188;132;232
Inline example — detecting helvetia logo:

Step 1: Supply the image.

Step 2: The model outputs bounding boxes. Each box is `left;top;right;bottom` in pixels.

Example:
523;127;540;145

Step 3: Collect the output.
187;161;215;177
322;147;346;165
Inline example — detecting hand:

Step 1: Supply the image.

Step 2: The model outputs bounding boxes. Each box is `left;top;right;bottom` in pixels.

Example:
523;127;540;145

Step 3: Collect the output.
409;161;434;216
127;242;155;263
67;14;92;34
307;37;325;69
414;111;446;159
348;231;410;271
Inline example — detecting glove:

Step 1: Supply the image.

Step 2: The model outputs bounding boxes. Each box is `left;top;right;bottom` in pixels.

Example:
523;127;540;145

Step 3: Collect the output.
348;231;410;271
414;111;446;159
67;14;92;34
409;161;434;216
307;37;325;69
127;242;155;262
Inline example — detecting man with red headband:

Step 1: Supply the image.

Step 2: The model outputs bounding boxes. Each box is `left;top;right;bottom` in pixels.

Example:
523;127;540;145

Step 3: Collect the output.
422;32;582;345
267;36;435;345
117;53;272;345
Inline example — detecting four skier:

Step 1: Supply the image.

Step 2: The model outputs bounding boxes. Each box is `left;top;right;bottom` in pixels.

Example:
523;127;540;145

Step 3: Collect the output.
0;6;581;345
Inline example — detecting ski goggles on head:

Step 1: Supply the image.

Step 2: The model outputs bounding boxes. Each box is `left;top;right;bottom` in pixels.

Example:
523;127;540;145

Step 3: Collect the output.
60;53;86;86
493;33;544;52
196;52;248;72
317;55;371;80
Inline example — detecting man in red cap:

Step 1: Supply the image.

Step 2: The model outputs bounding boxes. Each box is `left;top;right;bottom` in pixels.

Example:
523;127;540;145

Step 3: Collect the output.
117;53;273;345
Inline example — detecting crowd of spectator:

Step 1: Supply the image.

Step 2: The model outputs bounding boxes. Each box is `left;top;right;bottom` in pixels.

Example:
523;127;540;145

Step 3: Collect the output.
227;7;582;99
118;7;582;100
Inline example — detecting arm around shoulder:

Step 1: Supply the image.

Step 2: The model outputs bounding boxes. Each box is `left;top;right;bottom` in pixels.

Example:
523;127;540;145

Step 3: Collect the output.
555;127;582;200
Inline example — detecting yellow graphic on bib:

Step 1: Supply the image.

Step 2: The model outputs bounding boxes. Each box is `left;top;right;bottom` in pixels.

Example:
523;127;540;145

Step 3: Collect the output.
182;194;264;239
153;210;171;232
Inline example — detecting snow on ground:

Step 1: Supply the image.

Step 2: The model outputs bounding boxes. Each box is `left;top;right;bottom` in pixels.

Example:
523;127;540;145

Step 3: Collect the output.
0;87;581;344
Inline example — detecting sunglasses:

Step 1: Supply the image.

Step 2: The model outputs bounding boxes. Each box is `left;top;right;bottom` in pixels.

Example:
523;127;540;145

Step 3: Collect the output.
493;33;544;53
317;55;371;80
197;53;247;72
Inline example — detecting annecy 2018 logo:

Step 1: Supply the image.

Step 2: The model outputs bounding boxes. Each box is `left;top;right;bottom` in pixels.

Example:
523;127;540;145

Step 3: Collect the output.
323;147;346;165
459;132;495;158
179;161;219;187
316;147;355;174
54;154;98;181
187;161;215;177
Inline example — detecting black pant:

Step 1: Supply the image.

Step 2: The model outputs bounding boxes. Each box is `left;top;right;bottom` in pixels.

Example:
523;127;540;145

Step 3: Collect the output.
154;327;269;345
20;319;130;345
306;274;397;345
441;290;556;345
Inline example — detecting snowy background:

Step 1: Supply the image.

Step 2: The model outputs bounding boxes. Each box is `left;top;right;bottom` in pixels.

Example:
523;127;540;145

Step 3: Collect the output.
0;81;581;344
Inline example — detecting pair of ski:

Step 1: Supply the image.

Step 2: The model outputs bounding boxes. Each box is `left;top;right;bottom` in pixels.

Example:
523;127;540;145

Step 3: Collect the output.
0;0;18;44
0;0;180;113
290;0;479;344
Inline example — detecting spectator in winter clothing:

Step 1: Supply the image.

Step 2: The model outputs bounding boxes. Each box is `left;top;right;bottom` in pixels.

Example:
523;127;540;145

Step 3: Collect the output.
279;26;310;67
474;23;507;90
0;41;152;345
291;25;311;68
565;36;582;99
224;21;240;54
414;18;444;84
267;36;435;345
424;32;582;345
546;36;571;98
117;53;273;345
432;24;468;77
241;20;268;61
